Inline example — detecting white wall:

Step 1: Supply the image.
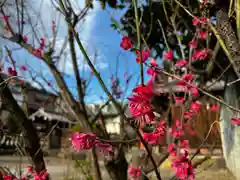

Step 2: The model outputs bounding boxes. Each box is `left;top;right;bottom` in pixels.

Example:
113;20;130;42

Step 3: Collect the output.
220;73;240;180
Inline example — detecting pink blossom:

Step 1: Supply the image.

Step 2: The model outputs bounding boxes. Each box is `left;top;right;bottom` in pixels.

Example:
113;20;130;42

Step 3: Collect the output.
71;132;96;151
132;85;153;95
163;50;174;61
1;167;49;180
147;59;158;77
33;171;48;180
39;38;45;50
172;155;195;180
143;120;166;144
192;48;209;60
136;49;150;63
8;67;17;76
128;85;153;117
183;111;193;120
175;59;188;68
190;101;201;113
143;132;160;145
120;36;132;50
33;48;42;58
20;65;28;71
170;127;184;138
20;80;25;85
139;111;156;126
23;35;28;42
168;143;177;156
95;140;113;154
174;96;185;104
176;74;194;88
188;39;197;49
199;17;210;23
182;73;194;82
0;15;9;22
192;17;200;26
232;118;240;126
128;165;141;179
211;105;219;112
179;148;189;158
199;31;207;40
169;120;185;138
175;119;182;129
2;174;14;180
179;139;189;149
192;17;209;26
190;87;199;97
155;120;166;133
27;166;34;173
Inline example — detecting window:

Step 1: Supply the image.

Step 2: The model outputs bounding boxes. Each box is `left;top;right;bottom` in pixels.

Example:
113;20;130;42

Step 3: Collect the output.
35;93;49;101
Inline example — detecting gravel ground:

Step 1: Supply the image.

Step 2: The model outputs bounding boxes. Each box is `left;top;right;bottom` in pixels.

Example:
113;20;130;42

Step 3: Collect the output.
0;156;236;180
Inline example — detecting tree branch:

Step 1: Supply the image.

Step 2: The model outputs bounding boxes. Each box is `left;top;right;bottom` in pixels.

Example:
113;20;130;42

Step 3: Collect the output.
0;75;46;173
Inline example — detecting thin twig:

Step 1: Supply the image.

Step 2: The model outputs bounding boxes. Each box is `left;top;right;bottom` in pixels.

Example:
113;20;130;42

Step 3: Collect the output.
149;65;240;113
133;0;144;85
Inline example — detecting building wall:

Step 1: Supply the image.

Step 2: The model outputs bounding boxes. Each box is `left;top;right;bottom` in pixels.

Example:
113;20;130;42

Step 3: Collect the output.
27;90;56;111
220;73;240;180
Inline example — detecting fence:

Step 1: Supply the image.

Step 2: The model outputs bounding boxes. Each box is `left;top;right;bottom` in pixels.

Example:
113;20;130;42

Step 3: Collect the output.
171;104;222;149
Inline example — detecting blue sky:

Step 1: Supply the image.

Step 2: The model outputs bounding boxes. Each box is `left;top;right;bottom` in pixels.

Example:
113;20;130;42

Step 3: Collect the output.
2;0;149;104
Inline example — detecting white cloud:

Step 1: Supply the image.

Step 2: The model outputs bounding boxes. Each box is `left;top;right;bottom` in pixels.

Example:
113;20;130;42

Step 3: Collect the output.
40;0;107;75
2;0;107;95
85;94;104;104
53;36;108;75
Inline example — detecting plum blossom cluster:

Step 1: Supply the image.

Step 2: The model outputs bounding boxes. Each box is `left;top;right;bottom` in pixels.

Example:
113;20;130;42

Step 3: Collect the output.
71;132;113;154
2;2;239;180
171;151;194;180
0;15;51;59
120;34;198;179
0;166;48;180
143;120;166;144
119;3;223;178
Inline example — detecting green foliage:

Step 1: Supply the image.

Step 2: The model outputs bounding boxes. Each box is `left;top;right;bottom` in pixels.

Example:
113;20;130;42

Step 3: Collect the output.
74;159;91;169
100;0;106;9
110;16;120;30
143;124;155;133
71;124;81;132
74;160;93;180
117;4;125;9
97;0;123;9
85;0;93;8
91;122;97;130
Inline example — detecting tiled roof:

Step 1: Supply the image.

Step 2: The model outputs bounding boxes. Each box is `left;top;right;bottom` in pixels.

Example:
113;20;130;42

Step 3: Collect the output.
152;76;225;94
28;108;73;123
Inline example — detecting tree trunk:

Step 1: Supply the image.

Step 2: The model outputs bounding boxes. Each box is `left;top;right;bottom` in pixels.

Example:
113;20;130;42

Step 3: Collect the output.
105;149;128;180
91;147;103;180
0;76;46;173
215;2;240;78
